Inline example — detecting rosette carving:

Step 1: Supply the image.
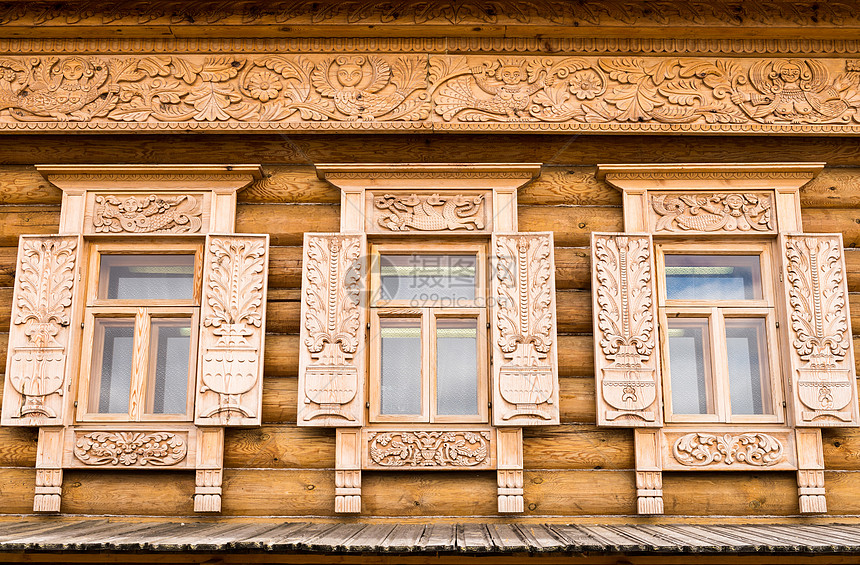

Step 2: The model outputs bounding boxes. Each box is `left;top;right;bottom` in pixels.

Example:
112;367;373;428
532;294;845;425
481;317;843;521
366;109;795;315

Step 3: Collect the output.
73;432;187;466
672;433;784;467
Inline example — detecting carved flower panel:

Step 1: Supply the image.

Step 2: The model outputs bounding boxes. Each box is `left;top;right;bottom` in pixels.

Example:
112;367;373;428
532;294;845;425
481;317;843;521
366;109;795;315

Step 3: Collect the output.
85;192;209;234
648;191;775;234
68;430;191;468
366;190;490;233
661;430;796;471
0;55;858;133
362;429;495;470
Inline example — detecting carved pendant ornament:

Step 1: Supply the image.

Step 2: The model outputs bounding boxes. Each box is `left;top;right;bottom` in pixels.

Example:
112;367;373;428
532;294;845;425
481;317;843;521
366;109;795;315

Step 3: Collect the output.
672;433;785;467
592;234;660;426
651;192;773;233
492;233;559;425
5;236;78;423
197;235;268;425
783;234;856;424
373;193;485;232
299;234;365;426
0;55;859;133
366;431;491;469
73;432;188;467
92;194;203;234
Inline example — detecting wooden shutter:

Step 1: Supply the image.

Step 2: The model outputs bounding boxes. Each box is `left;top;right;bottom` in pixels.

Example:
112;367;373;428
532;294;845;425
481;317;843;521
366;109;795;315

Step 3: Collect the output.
781;233;859;427
2;235;81;427
195;234;269;427
297;233;367;427
491;232;559;426
591;233;662;427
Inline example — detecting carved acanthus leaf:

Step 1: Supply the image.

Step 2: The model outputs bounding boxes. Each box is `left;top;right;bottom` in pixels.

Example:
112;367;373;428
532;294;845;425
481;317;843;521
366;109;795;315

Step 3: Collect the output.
73;432;187;466
203;237;266;342
672;433;784;467
651;192;773;232
93;194;203;233
0;55;858;133
367;431;491;468
373;193;485;231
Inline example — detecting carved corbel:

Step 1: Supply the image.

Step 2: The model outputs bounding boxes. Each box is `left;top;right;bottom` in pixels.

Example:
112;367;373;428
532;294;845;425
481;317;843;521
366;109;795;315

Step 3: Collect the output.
194;427;224;513
335;429;361;514
634;429;663;515
796;429;827;513
497;428;524;513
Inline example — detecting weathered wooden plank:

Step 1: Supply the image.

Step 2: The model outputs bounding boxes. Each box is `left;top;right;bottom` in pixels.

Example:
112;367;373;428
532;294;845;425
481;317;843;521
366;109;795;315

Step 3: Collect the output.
0;248;17;289
381;524;426;552
240;166;340;204
661;472;798;516
267;246;303;289
0;168;61;206
522;425;633;470
555;247;590;290
60;471;195;516
519;167;621;207
800;169;860;209
419;523;456;551
235;203;339;246
803;209;860;248
822;471;860;516
486;523;529;552
0;207;59;246
0;468;37;515
223;426;334;469
0;425;37;467
518;206;622;248
260;376;297;424
340;524;397;552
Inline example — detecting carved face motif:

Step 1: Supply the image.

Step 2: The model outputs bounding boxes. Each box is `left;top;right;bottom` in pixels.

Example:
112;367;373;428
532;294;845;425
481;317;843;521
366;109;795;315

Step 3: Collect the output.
337;63;364;88
497;65;525;85
724;194;745;215
779;63;801;84
61;60;85;81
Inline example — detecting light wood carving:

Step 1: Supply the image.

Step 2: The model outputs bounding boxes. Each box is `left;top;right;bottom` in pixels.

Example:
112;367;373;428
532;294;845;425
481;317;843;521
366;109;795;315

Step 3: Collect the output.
336;428;362;514
592;233;661;427
92;193;204;234
671;432;785;467
491;232;559;426
634;429;663;515
372;193;486;232
2;236;81;427
0;56;858;133
364;430;493;469
73;431;188;466
194;427;224;513
650;192;773;233
195;234;269;427
796;428;827;514
781;233;859;426
298;233;366;427
496;428;523;513
34;427;64;513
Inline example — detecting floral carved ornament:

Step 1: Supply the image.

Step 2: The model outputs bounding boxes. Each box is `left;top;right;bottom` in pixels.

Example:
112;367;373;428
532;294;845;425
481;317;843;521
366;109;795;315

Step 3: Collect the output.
73;431;187;466
0;55;858;132
93;194;203;234
367;431;491;468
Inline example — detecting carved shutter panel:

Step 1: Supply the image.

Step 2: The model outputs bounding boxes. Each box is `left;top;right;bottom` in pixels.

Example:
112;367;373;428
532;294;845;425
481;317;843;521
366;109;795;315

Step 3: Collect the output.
780;233;859;427
591;233;662;427
195;234;269;427
491;232;559;426
2;235;81;427
297;233;367;427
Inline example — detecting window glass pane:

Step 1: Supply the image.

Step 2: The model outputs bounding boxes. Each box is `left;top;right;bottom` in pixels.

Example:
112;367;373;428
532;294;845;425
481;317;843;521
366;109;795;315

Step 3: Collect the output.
379;254;476;305
667;319;714;415
100;254;195;300
436;318;479;416
147;319;192;415
90;319;134;414
664;255;762;300
726;318;772;415
380;318;422;415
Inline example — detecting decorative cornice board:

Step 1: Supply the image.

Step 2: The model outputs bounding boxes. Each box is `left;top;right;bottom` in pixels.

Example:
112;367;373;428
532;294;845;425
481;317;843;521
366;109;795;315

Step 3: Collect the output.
0;55;858;134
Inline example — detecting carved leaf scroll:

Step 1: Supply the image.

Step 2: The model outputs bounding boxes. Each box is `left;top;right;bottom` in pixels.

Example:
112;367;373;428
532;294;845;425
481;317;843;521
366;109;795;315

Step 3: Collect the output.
195;234;269;427
2;235;80;426
672;433;784;467
650;192;773;233
92;193;203;234
298;233;366;427
373;193;486;232
366;431;492;469
73;431;187;467
592;233;661;427
782;233;859;426
491;232;559;426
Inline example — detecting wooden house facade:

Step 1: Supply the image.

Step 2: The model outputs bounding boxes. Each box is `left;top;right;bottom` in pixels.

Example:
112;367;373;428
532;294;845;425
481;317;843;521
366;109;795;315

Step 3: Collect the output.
1;1;860;562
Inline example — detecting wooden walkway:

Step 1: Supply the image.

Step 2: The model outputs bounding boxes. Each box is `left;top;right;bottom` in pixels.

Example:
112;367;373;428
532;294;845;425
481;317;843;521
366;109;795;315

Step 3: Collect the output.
0;520;859;555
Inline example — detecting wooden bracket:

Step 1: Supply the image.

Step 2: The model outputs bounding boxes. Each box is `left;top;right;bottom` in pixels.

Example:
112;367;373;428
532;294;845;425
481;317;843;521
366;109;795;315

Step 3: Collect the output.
194;427;224;513
497;428;524;513
335;429;361;513
34;427;65;513
796;429;827;513
634;429;664;515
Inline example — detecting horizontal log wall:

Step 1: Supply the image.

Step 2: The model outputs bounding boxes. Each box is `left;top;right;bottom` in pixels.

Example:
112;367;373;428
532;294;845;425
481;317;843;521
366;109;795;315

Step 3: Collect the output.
1;148;860;520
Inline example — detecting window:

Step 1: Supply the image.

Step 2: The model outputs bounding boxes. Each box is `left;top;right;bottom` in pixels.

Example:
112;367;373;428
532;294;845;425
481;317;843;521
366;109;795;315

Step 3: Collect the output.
77;243;203;422
656;244;783;423
368;244;488;423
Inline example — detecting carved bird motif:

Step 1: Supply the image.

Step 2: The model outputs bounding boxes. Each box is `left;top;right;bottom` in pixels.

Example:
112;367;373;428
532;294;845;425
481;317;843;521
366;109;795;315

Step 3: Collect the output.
0;57;116;121
311;55;407;121
437;61;545;122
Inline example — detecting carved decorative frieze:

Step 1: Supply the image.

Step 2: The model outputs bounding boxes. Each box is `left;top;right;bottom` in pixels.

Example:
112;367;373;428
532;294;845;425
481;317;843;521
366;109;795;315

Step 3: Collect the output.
2;1;860;29
2;236;79;426
592;234;661;426
372;193;486;232
91;193;204;234
196;235;269;426
365;430;492;469
73;432;188;467
650;192;774;233
671;433;785;468
0;55;858;133
782;234;858;425
298;234;366;427
491;232;559;425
